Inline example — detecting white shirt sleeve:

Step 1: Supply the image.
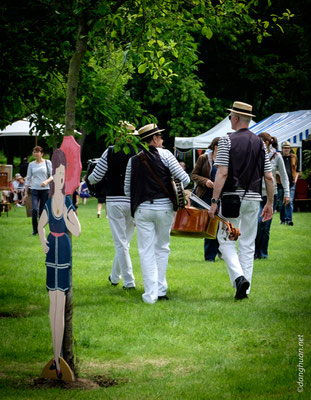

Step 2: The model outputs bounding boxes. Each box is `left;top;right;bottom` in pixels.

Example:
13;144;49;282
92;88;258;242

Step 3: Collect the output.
88;149;109;185
157;148;190;188
124;158;132;197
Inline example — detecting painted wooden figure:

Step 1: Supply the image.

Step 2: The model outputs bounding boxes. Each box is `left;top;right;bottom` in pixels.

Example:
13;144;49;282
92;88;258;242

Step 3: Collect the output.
38;149;81;380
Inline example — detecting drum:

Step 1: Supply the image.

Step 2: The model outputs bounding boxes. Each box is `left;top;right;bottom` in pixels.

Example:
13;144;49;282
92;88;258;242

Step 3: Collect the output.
171;207;219;239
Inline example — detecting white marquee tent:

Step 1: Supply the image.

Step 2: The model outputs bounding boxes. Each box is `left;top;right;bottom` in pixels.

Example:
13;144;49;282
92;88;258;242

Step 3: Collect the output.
174;110;311;168
0;119;82;141
250;110;310;148
174;116;255;166
0;119;51;138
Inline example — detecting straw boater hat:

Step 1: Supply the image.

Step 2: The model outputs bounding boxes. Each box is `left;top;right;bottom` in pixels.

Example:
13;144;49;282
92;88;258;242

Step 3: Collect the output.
227;101;256;117
137;124;165;140
282;141;291;148
118;121;138;135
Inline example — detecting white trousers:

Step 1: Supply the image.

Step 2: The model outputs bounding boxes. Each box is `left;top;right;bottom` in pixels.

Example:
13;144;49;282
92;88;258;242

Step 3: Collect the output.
107;202;135;288
135;208;174;304
217;200;260;294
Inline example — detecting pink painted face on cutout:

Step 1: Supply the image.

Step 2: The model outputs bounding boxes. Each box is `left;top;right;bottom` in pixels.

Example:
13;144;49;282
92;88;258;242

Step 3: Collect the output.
54;165;66;189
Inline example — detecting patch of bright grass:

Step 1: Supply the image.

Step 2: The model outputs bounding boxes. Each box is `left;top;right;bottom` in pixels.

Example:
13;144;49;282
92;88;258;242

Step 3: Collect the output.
0;198;310;399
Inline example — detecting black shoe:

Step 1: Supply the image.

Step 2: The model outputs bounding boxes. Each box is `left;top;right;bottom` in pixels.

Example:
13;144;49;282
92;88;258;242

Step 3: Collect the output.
108;275;118;286
122;286;136;290
280;221;285;225
158;295;169;300
234;276;250;300
288;221;294;226
32;231;38;235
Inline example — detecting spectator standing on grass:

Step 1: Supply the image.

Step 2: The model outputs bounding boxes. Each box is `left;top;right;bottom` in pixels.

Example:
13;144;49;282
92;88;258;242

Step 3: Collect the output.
19;157;29;178
191;138;221;263
79;176;90;205
208;101;274;300
124;124;190;304
255;133;290;259
277;141;298;226
25;146;53;235
88;122;138;289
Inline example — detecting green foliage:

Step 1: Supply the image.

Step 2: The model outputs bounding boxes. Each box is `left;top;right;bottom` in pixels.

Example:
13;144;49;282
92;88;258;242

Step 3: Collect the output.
0;0;296;151
0;151;7;164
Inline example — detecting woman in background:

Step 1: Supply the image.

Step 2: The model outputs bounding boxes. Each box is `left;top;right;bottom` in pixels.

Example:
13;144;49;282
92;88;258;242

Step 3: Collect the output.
255;133;290;259
25;146;53;235
191;138;220;262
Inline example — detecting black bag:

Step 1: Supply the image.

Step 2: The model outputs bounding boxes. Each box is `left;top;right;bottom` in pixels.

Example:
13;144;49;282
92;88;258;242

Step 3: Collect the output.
221;194;241;218
85;158;107;199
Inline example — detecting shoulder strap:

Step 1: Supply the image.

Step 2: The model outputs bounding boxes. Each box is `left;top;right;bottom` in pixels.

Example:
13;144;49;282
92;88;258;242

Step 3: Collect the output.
270;152;277;161
45;160;51;178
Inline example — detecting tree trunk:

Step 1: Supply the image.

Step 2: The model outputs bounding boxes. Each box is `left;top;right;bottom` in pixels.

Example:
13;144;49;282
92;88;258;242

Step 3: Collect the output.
77;127;87;155
65;18;89;136
63;16;89;375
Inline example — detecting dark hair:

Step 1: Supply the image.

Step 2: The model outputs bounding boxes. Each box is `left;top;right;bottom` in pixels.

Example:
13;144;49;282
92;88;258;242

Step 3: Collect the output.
271;136;278;149
208;137;220;151
49;149;66;197
33;146;44;154
258;132;272;143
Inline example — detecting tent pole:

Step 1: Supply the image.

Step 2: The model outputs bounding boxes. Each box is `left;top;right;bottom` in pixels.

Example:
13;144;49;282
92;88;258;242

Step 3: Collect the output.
193;148;196;169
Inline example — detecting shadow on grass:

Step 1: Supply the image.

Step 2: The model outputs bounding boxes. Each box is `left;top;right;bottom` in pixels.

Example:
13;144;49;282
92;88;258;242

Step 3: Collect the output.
29;375;128;390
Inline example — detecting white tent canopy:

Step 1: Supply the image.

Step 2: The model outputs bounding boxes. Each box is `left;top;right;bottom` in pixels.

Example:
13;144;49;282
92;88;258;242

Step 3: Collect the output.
174;116;255;166
0;120;41;137
250;110;311;149
174;116;239;150
0;119;82;137
174;110;311;152
174;110;311;169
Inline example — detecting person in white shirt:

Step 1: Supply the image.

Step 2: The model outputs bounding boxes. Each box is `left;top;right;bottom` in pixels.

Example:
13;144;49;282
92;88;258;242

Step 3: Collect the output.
88;123;138;289
25;146;53;235
124;124;190;304
208;102;274;300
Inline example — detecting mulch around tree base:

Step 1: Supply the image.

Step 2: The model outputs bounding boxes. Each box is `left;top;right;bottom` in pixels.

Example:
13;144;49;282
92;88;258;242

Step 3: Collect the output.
30;376;128;390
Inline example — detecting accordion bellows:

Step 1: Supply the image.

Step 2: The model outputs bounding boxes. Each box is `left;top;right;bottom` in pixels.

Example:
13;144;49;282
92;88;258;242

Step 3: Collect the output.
171;207;219;239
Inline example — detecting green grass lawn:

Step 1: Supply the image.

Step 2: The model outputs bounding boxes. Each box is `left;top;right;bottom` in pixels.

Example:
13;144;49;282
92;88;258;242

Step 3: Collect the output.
0;198;310;399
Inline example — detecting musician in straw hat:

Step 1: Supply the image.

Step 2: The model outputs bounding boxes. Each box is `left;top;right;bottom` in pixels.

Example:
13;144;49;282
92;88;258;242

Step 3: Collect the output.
124;123;190;304
88;122;138;289
208;101;274;300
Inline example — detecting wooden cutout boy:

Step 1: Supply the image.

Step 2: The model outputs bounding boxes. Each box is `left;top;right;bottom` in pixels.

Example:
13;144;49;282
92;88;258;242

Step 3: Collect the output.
38;149;81;380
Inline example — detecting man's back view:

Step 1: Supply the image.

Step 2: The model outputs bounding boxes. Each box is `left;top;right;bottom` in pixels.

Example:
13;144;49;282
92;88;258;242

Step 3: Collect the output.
209;101;274;300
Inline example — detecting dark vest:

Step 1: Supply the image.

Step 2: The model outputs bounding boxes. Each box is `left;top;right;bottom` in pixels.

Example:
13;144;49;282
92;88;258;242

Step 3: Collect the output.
105;145;136;196
223;128;265;194
130;146;175;217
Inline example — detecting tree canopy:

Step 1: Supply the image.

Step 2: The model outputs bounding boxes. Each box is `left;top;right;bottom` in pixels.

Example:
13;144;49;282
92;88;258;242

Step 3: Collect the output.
0;0;304;162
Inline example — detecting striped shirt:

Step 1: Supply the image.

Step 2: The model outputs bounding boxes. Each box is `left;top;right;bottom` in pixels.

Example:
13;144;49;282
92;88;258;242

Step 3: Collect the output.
124;147;190;211
215;135;272;201
88;148;129;204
